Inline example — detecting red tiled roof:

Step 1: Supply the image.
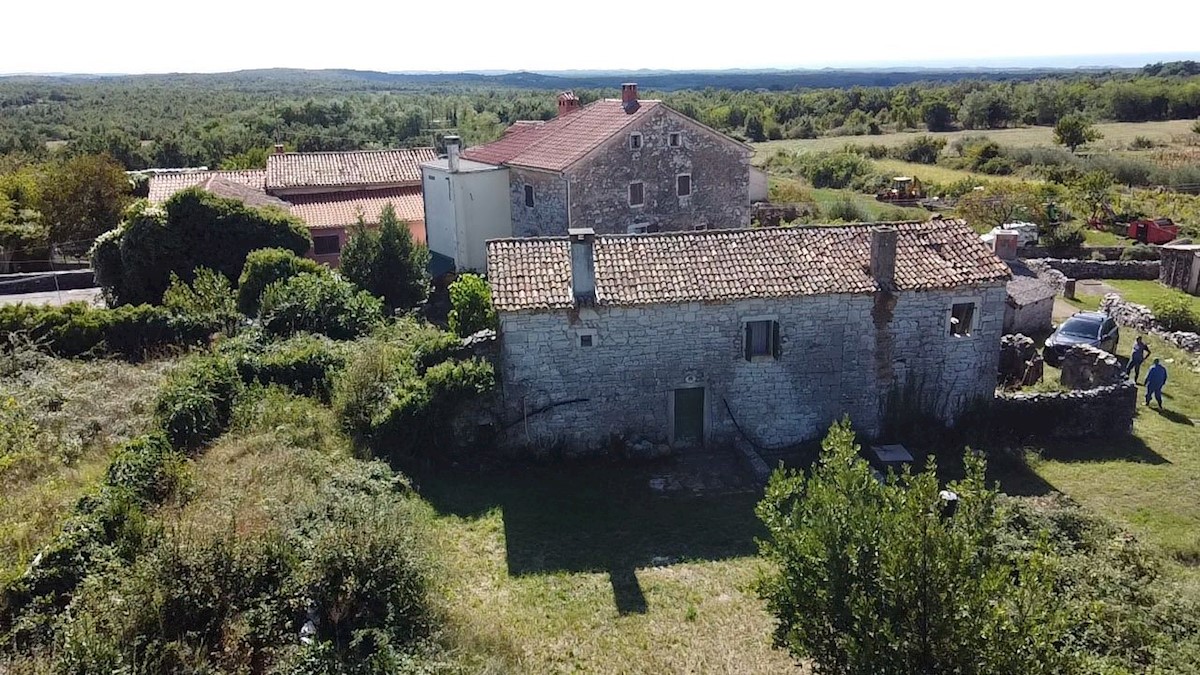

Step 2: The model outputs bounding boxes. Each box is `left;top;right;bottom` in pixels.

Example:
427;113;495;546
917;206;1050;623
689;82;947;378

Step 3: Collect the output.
462;100;663;172
486;219;1012;311
146;170;266;203
198;175;291;210
266;148;436;190
287;187;425;239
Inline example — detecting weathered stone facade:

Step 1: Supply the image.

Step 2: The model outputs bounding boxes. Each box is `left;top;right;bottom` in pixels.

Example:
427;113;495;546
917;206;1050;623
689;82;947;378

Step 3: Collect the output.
496;285;1007;452
509;167;568;238
568;108;750;234
1159;245;1200;294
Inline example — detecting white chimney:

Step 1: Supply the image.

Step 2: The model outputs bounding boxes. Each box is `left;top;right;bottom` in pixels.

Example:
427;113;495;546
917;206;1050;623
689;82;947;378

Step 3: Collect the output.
870;226;898;290
445;135;461;173
569;228;596;303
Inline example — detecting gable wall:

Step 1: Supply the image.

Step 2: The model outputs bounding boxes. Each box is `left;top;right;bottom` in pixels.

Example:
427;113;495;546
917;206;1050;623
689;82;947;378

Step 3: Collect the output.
509;167;569;237
496;283;1006;452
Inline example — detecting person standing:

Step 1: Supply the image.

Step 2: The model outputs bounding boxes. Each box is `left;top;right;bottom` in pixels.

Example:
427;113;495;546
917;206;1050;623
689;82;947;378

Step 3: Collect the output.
1126;336;1152;383
1144;358;1168;409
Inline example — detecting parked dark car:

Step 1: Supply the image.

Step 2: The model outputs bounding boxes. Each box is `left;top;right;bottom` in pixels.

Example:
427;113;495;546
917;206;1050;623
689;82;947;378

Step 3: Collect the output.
1043;311;1120;366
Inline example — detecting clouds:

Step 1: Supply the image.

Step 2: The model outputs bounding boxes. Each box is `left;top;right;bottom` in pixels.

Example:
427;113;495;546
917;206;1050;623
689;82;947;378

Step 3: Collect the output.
5;0;1197;74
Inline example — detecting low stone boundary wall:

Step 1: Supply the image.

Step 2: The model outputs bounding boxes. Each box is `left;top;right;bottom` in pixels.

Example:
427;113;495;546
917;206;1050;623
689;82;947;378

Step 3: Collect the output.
1017;245;1151;261
992;381;1137;440
0;269;96;295
1028;258;1160;281
1100;293;1200;353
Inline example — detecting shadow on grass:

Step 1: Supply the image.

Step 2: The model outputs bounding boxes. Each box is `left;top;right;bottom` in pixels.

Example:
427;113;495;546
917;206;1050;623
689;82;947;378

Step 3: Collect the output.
409;459;764;615
1150;406;1195;426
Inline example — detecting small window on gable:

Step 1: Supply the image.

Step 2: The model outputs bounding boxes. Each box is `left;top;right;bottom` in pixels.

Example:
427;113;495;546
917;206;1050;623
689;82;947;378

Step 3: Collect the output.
313;235;341;256
677;174;692;197
744;319;781;361
629;181;645;207
524;184;534;208
577;330;597;348
950;302;976;337
669;132;682;147
629;132;643;150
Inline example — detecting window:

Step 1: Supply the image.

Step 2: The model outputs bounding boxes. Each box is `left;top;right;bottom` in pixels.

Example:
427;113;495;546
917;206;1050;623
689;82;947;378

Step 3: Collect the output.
579;334;594;347
524;185;534;207
949;302;976;337
629;181;645;207
668;132;682;147
743;319;781;360
628;223;650;234
629;132;643;150
577;330;597;348
676;174;692;197
313;235;340;256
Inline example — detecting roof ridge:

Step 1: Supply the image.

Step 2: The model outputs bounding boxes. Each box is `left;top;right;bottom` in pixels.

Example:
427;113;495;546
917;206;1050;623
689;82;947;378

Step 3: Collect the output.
486;219;959;244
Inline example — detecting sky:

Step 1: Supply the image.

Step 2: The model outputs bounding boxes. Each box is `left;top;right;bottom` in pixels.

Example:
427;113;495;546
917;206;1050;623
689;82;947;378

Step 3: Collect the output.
4;0;1198;74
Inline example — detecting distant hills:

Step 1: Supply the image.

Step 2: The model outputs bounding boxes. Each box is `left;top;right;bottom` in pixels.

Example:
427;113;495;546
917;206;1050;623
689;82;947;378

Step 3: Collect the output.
0;64;1183;92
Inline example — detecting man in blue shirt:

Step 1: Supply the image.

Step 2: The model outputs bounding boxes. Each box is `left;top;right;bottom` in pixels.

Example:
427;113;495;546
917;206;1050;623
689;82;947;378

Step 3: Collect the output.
1126;335;1152;383
1144;358;1168;409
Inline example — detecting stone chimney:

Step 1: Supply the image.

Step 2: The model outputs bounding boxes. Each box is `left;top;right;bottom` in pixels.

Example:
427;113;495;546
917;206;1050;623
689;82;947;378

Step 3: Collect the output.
621;83;639;114
557;91;581;117
870;226;898;290
569;228;596;303
444;135;461;173
992;230;1019;260
273;143;285;154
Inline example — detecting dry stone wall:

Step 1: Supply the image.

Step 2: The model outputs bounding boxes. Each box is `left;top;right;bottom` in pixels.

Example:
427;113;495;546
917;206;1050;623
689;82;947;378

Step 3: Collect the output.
1100;293;1200;353
991;381;1136;440
1028;258;1160;281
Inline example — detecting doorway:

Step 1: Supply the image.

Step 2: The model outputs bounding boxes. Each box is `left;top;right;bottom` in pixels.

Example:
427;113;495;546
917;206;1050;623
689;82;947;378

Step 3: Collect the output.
672;387;705;447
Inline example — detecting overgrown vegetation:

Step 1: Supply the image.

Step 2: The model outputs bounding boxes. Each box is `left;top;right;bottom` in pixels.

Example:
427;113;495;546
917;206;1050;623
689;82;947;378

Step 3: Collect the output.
236;247;326;316
339;204;430;312
258;272;383;340
448;273;497;338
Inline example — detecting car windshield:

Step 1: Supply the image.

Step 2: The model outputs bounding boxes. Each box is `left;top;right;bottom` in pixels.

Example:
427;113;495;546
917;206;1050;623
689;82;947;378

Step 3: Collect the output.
1060;317;1101;338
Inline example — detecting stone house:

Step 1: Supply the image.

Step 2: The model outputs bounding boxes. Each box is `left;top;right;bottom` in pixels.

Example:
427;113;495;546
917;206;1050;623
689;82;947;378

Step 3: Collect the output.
1004;276;1056;335
1160;242;1200;295
145;146;435;266
425;84;753;272
486;218;1011;451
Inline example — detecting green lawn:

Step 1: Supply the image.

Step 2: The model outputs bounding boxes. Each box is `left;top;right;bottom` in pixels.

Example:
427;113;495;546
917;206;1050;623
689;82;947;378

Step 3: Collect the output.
1068;280;1200;316
1083;228;1127;246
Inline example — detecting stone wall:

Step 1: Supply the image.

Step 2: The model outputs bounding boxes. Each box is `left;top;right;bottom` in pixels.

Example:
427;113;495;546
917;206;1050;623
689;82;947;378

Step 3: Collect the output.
1160;247;1198;293
568;107;751;234
1026;258;1160;281
991;381;1136;440
495;284;1007;454
1017;245;1154;261
0;269;96;294
509;167;569;238
1100;293;1200;353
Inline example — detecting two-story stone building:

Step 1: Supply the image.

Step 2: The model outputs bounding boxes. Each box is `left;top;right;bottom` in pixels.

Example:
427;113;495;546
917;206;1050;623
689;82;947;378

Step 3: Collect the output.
423;84;754;272
485;219;1011;452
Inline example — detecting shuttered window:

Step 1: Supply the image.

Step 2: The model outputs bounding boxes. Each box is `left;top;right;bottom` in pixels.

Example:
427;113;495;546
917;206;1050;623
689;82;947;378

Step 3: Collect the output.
743;320;781;360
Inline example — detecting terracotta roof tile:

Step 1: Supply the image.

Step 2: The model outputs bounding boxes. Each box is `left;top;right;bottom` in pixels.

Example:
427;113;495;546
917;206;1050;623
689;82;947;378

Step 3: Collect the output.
147;170;266;203
462;100;661;172
486;220;1012;312
287;187;425;240
266;148;436;190
1006;276;1057;305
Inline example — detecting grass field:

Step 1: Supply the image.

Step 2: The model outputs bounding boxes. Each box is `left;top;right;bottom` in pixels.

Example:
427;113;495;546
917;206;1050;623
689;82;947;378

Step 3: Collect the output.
754;120;1198;158
1066;280;1200;315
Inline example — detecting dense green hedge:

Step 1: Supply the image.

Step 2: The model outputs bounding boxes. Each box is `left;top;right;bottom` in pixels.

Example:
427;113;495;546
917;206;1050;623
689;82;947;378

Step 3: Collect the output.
92;190;311;306
232;332;349;400
236;247;327;316
259;272;383;340
0;302;217;358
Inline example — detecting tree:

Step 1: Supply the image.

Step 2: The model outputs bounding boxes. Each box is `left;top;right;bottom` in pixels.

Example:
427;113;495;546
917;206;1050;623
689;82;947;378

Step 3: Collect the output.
921;100;954;132
448;274;497;337
1053;113;1102;152
236;247;327;316
340;205;429;312
1068;170;1115;223
39;154;131;251
955;182;1043;230
756;419;1075;675
744;113;767;143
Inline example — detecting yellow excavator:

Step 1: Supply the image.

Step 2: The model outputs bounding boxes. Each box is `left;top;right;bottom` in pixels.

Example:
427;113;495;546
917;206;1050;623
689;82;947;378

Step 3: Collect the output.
875;176;925;206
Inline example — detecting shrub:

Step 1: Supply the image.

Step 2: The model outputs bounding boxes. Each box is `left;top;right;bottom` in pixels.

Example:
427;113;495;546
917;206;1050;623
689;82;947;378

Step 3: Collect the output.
339;205;430;312
1120;244;1160;261
448;273;498;338
1041;223;1087;251
891;135;946;164
791;151;873;189
237;333;348;400
373;358;495;457
154;354;242;452
258;273;383;340
236;247;326;316
0;302;214;359
91;190;311;306
822;198;869;223
1153;294;1199;332
162;267;240;335
332;337;416;441
104;433;189;506
1130;135;1158;149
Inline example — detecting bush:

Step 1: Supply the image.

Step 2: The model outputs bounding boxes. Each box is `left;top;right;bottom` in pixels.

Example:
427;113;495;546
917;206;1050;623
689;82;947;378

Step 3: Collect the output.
822;198;869;223
448;274;498;338
237;333;348;400
791;151;873;189
372;358;495;458
1130;135;1158;149
1040;223;1087;251
891;135;946;164
1153;294;1199;332
258;273;383;340
91;190;311;306
154;354;242;452
0;302;215;359
104;433;189;506
339;205;430;312
162;267;240;335
236;247;326;316
1120;244;1160;261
